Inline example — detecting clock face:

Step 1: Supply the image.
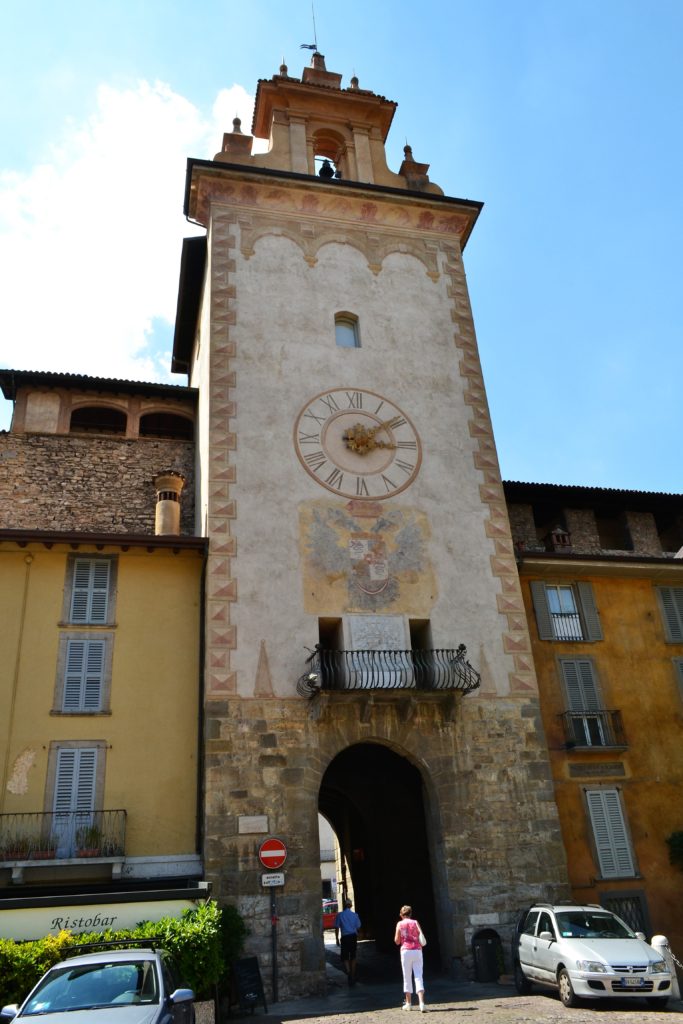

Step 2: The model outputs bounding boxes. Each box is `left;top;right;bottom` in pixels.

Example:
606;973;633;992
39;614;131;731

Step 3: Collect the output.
294;388;422;499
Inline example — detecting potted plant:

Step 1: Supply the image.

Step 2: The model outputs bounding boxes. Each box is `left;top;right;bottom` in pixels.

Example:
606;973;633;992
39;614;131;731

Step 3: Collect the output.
31;834;57;859
75;824;103;857
1;834;32;860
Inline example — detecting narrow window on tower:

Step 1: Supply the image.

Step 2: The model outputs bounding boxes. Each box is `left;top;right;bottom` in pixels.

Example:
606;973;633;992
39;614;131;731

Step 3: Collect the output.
334;312;360;348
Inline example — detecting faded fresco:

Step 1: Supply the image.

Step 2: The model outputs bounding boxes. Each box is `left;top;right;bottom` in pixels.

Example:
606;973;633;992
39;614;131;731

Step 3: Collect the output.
300;500;436;614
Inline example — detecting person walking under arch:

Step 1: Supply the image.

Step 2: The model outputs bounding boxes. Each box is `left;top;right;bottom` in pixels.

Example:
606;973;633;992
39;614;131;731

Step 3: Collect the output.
394;904;426;1011
335;898;361;986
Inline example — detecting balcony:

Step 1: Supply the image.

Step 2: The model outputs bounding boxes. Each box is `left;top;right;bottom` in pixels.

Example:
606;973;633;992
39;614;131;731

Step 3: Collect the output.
559;710;627;750
297;645;481;697
550;611;584;641
0;810;126;881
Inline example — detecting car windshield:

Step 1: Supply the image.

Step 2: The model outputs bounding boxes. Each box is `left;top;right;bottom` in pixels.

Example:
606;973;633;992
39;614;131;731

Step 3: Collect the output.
555;911;634;939
22;960;159;1015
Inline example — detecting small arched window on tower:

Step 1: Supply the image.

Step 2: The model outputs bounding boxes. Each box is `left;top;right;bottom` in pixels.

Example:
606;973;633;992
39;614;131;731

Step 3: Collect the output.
335;312;360;349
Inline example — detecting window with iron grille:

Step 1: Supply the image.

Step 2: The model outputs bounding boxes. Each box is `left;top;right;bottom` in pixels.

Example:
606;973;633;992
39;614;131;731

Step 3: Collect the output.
530;581;602;641
560;658;608;746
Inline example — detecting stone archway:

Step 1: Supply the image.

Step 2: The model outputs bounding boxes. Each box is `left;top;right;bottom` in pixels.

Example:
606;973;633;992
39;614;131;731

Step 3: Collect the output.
319;742;440;960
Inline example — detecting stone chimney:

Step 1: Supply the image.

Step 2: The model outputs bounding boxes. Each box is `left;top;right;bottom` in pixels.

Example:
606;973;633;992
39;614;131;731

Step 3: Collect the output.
153;472;186;536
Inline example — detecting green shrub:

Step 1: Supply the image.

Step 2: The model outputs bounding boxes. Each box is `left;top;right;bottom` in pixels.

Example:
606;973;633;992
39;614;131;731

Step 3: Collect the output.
0;899;246;1007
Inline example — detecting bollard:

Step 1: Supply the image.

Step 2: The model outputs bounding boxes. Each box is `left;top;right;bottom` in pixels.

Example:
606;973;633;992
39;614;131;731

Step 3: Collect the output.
651;935;681;1001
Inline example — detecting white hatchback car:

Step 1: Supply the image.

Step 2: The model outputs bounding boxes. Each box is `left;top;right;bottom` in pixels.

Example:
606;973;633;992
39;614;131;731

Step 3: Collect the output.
513;903;672;1009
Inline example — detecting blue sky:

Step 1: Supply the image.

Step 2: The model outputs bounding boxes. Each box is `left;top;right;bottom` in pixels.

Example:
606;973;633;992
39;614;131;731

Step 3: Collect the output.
1;0;681;492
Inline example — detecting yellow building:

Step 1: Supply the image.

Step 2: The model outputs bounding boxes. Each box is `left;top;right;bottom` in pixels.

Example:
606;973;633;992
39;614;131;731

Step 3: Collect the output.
0;372;207;926
506;481;683;953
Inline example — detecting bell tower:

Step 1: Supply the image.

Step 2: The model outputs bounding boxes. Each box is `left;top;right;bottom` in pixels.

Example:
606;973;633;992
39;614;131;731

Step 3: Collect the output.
173;52;567;999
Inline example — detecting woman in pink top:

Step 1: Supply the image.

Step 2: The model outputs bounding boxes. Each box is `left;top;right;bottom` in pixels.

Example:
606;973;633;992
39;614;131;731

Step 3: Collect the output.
394;904;425;1011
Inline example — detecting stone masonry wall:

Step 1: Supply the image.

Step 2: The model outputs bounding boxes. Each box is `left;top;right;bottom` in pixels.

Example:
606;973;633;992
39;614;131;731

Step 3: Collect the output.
0;433;195;534
204;694;569;999
624;510;663;556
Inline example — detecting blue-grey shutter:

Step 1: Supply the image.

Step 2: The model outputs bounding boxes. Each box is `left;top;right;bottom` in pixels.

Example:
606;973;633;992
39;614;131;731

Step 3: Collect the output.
561;659;600;710
586;789;635;878
52;748;98;855
576;582;602;641
530;582;553;640
70;559;110;624
659;587;683;642
63;639;104;711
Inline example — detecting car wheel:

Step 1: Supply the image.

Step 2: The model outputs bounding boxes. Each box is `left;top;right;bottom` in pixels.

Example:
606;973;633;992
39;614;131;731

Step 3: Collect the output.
645;997;669;1010
513;961;532;995
558;968;579;1007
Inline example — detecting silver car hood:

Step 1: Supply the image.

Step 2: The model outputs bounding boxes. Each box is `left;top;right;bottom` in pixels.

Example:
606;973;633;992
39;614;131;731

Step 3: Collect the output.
18;1007;160;1024
573;937;662;965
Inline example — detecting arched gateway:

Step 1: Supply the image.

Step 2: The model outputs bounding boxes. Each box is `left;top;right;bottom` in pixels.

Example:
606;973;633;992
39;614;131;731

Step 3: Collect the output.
320;743;440;959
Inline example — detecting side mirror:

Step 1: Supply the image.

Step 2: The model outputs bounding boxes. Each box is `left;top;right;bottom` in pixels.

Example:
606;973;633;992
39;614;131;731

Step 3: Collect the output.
635;932;646;941
170;989;194;1005
539;930;554;941
1;1006;19;1021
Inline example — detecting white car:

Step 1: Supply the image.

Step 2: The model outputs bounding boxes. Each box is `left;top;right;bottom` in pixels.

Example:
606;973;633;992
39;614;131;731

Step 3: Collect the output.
513;903;672;1009
1;941;195;1024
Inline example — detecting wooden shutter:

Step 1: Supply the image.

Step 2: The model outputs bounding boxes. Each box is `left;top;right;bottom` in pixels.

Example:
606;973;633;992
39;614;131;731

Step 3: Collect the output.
561;659;600;710
659;587;683;642
53;748;97;814
63;639;105;711
674;659;683;702
530;582;554;640
576;582;603;641
586;789;635;878
70;559;110;624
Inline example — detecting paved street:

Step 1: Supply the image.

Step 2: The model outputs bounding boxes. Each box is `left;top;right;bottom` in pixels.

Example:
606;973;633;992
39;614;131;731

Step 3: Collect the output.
221;939;682;1024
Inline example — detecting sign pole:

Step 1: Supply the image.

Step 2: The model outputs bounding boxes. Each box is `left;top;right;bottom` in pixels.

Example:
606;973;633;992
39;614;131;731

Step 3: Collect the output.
258;838;287;1004
270;888;278;1003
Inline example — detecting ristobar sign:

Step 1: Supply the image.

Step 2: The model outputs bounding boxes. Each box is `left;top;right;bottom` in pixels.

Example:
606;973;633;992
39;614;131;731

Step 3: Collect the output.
0;887;209;941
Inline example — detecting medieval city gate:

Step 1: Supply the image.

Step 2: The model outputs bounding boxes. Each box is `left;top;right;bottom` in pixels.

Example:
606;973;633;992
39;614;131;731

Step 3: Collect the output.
319;742;440;959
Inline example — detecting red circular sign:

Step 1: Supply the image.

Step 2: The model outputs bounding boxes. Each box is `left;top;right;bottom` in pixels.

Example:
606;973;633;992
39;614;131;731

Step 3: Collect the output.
258;837;287;870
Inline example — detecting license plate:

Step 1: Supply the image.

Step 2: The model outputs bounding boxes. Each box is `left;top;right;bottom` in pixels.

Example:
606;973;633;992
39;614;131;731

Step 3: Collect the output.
622;977;644;987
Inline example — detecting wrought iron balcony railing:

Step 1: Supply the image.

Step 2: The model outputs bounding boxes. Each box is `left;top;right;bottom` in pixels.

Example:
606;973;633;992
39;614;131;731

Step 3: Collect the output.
0;809;126;862
559;710;627;749
550;611;584;640
297;645;481;697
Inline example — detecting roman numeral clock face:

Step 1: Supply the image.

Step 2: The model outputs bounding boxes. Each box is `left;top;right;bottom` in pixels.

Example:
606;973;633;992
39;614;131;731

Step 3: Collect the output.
294;388;422;499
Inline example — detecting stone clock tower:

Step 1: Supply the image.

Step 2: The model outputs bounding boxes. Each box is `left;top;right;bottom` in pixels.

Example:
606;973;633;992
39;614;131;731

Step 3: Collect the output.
172;53;568;997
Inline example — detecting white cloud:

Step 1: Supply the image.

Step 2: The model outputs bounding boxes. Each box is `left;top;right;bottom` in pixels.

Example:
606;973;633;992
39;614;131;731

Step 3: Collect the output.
0;79;258;396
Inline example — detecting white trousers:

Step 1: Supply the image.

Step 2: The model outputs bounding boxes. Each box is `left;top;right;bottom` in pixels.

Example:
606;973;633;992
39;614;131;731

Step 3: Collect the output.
400;947;424;993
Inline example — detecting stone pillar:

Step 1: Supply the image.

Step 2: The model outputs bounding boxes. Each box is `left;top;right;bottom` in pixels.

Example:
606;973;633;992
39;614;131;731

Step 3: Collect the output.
153;471;185;536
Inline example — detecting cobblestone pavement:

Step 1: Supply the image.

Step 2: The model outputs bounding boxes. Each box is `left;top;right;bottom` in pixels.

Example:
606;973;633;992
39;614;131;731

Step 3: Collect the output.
211;938;682;1024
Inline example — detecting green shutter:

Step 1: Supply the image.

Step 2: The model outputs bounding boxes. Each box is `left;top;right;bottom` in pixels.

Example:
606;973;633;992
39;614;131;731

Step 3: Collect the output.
530;582;553;640
586;789;635;878
576;582;603;641
659;587;683;642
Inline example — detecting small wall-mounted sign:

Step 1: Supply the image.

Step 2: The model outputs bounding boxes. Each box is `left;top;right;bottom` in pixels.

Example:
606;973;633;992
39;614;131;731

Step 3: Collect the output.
261;872;285;887
238;815;269;834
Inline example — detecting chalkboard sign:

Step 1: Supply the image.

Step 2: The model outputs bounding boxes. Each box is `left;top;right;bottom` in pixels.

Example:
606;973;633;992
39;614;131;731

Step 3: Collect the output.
232;956;267;1015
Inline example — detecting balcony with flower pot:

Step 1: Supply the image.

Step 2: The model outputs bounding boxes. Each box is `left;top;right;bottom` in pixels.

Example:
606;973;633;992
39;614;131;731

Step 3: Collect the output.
0;810;126;883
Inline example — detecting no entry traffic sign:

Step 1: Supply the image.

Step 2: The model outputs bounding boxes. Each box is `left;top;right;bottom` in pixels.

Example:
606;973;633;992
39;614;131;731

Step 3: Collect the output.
258;837;287;870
